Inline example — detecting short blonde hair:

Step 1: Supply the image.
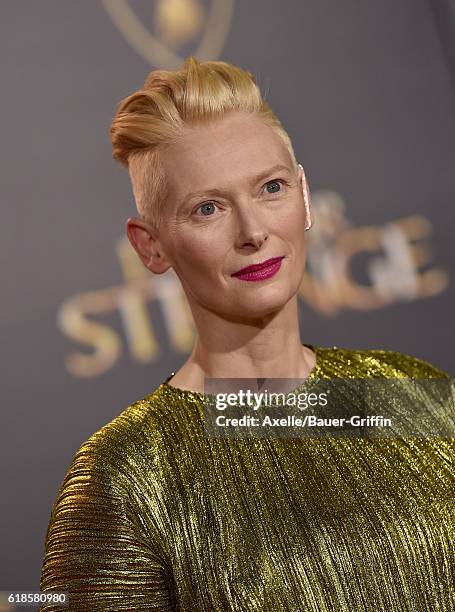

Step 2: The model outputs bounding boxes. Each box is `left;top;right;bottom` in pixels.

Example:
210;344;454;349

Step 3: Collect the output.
110;56;297;231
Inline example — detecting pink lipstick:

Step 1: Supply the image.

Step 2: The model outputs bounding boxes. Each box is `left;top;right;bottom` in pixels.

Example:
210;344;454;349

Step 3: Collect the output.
231;256;285;282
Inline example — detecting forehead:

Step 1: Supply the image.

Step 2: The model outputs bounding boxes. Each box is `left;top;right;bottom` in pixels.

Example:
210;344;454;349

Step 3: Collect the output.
160;112;292;194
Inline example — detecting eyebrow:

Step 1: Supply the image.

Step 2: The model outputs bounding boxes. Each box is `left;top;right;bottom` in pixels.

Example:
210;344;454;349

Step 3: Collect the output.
178;164;293;208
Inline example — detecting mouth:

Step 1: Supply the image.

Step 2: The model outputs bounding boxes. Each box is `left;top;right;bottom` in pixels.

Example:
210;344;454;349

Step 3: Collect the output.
231;256;285;281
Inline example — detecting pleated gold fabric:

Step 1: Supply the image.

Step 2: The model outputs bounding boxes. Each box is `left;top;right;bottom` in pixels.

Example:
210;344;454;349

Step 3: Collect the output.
39;345;455;611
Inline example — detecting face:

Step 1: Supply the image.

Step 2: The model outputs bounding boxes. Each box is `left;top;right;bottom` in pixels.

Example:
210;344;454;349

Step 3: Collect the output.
128;111;311;322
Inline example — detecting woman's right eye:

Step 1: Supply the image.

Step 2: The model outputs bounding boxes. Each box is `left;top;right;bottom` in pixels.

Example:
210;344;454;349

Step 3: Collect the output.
195;202;218;216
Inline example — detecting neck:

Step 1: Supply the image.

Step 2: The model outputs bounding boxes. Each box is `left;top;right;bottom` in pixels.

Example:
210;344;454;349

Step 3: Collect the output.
171;297;316;391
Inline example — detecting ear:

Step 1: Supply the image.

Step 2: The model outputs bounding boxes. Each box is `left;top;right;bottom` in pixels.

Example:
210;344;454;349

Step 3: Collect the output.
125;217;172;274
297;162;309;192
297;163;312;230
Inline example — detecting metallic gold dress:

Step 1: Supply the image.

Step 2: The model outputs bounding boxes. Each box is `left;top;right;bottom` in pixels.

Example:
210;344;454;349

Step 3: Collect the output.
40;345;455;611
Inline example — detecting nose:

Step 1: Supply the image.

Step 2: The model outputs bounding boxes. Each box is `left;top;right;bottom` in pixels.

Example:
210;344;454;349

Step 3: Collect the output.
234;203;269;249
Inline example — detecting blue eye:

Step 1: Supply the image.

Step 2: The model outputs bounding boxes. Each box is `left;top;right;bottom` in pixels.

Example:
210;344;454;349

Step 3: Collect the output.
196;202;217;216
265;180;284;194
194;179;286;217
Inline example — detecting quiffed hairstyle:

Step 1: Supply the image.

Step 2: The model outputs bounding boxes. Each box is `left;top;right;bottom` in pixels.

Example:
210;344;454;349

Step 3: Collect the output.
110;56;297;231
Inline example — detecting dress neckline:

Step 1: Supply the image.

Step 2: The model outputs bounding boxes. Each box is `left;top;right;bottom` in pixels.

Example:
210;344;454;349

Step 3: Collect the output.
161;343;323;400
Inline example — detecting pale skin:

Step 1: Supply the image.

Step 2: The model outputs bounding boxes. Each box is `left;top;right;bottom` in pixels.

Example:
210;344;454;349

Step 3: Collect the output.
126;110;315;393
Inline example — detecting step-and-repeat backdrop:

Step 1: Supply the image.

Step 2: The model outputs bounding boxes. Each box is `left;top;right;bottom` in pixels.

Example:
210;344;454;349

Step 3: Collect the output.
1;0;454;600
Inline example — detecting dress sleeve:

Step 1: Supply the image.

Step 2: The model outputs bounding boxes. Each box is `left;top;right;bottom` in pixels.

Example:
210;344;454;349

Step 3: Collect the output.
39;438;176;611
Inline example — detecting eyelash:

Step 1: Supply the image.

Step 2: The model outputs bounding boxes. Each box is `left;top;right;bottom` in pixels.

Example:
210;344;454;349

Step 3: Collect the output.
194;179;288;217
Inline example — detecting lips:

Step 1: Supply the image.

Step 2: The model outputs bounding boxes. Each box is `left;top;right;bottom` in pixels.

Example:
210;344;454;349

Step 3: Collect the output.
231;256;285;277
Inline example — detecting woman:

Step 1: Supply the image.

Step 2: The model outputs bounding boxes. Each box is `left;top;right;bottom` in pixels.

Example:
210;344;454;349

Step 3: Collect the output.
40;57;454;611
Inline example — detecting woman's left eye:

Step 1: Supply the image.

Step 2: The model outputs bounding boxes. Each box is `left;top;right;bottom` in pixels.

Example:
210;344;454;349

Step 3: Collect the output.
265;179;284;194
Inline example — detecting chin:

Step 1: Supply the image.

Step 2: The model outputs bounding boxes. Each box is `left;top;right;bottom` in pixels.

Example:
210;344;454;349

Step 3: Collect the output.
235;285;294;316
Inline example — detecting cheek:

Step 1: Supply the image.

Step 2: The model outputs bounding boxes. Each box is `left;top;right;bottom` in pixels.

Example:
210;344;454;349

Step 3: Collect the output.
172;229;222;273
278;204;306;243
